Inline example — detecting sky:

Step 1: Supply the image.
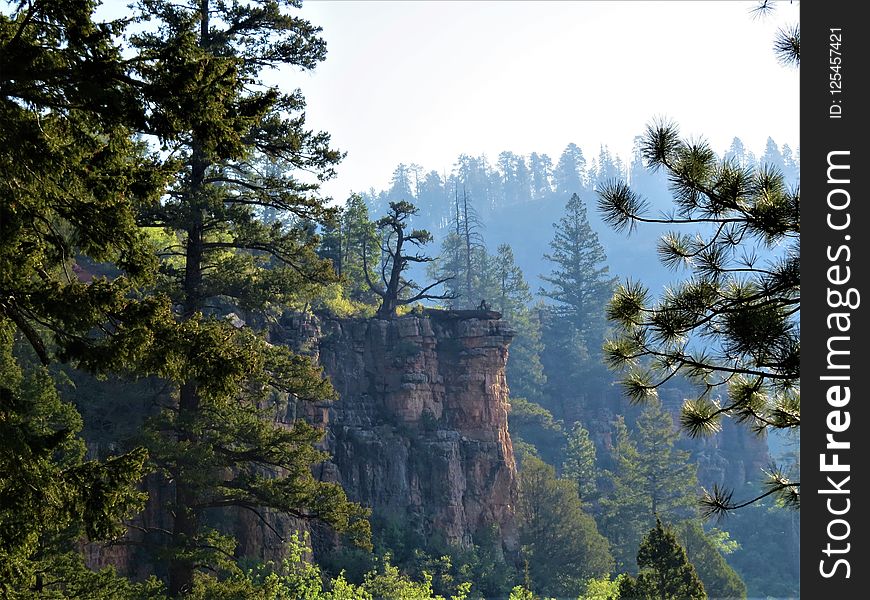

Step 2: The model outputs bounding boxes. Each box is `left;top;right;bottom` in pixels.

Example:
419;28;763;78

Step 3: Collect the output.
287;0;800;202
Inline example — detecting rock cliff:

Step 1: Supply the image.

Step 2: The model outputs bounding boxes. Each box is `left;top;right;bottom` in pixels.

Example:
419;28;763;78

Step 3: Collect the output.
257;310;518;557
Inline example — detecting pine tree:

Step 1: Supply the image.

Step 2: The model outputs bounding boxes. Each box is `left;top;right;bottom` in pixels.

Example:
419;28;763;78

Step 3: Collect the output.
129;1;370;592
319;194;381;305
597;417;647;573
562;421;598;506
0;327;150;596
528;152;554;200
430;188;486;309
553;143;588;196
598;403;699;573
598;119;800;513
540;193;616;338
539;193;616;420
487;245;545;403
634;400;698;519
1;1;169;592
618;518;707;600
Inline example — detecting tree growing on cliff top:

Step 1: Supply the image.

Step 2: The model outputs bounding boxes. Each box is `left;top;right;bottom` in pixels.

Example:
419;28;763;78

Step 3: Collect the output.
364;201;455;318
597;119;800;515
129;0;370;592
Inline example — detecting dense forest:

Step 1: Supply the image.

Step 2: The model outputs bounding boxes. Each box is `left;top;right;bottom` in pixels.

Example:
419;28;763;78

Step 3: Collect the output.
1;1;799;599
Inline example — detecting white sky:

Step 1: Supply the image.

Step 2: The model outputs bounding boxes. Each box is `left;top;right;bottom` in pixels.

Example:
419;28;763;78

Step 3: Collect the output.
291;0;800;201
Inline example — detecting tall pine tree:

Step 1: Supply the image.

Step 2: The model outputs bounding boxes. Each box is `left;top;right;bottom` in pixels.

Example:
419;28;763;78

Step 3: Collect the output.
130;1;369;593
539;193;616;421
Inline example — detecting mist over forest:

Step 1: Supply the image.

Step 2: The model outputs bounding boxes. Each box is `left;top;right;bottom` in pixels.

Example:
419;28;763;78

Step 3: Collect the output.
1;1;800;599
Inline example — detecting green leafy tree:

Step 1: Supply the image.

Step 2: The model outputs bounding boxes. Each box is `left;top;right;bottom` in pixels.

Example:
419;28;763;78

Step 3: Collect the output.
579;575;623;600
364;201;454;318
129;0;371;592
597;120;800;513
516;457;613;598
674;520;747;600
618;518;707;600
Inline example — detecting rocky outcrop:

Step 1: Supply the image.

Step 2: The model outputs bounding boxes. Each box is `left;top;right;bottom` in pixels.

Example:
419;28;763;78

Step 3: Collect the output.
259;311;518;556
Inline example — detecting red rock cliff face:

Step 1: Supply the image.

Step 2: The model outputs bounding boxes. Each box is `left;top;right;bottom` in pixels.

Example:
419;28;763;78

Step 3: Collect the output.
260;311;518;556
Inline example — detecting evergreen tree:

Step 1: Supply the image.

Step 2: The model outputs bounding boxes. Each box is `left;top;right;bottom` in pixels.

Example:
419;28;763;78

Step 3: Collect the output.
597;417;647;573
540;193;616;341
416;170;447;230
539;193;616;421
553;143;588;196
760;136;786;174
634;400;698;519
488;245;545;403
598;403;698;573
129;1;370;592
453;154;495;216
528;152;554;200
0;1;170;592
593;144;622;189
337;194;381;304
516;457;613;598
430;188;486;309
561;421;598;506
0;327;151;597
723;137;748;166
598;120;800;513
618;518;707;600
388;163;415;202
497;151;531;207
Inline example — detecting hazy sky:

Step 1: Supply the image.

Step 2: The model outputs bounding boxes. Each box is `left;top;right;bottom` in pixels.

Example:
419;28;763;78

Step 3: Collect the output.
290;0;800;201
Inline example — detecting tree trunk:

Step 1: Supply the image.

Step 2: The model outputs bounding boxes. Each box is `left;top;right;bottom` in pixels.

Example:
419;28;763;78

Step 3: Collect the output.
168;1;209;581
168;167;205;594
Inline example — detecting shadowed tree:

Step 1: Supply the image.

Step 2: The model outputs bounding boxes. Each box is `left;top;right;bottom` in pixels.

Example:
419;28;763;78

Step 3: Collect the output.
0;0;171;592
598;403;698;573
561;421;598;507
516;457;613;598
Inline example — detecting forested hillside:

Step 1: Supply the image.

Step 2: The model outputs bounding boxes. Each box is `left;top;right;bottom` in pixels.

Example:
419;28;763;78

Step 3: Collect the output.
1;1;799;599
